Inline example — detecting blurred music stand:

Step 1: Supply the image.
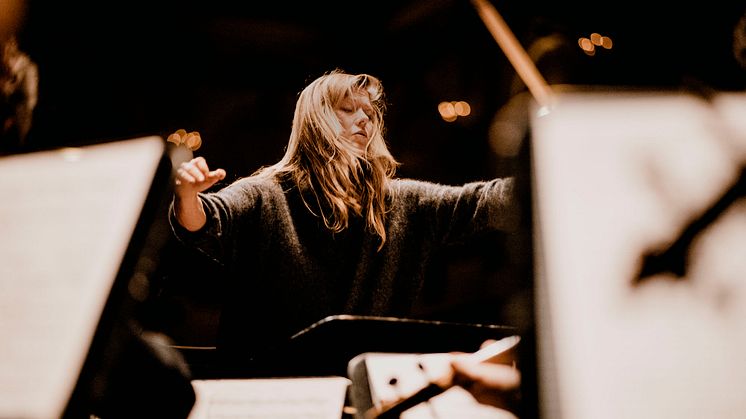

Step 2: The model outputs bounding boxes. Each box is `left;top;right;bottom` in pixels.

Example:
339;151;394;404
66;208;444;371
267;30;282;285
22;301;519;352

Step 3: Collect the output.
230;315;516;379
0;137;182;418
530;90;746;419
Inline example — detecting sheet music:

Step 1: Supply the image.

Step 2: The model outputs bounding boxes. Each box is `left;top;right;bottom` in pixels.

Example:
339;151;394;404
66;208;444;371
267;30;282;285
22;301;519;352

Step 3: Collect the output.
531;92;746;419
0;137;164;418
188;377;350;419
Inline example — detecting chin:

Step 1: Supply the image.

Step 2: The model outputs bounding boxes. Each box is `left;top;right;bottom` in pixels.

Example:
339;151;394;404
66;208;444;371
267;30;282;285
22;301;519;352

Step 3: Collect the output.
348;139;366;151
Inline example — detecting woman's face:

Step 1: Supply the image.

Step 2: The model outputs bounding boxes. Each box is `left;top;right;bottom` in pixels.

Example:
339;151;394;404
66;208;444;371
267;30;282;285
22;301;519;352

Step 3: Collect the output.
334;90;374;151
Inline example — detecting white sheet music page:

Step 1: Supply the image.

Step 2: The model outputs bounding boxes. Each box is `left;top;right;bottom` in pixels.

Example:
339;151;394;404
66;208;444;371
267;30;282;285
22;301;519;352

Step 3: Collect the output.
531;91;746;419
0;137;164;418
188;377;350;419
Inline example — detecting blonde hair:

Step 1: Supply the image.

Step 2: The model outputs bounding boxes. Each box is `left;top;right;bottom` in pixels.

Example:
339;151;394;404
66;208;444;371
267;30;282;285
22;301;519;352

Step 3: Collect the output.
254;69;399;249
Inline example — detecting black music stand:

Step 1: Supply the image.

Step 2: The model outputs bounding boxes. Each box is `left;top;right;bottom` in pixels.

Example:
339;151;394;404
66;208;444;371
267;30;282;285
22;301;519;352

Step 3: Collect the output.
230;315;516;378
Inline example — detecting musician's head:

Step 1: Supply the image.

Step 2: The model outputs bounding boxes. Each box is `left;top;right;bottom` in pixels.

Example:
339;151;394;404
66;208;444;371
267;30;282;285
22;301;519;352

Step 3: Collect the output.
734;10;746;71
254;70;399;249
286;69;391;159
1;36;37;152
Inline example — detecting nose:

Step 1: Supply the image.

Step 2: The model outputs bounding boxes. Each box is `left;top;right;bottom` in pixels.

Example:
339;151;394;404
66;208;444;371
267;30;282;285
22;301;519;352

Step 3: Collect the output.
355;109;369;126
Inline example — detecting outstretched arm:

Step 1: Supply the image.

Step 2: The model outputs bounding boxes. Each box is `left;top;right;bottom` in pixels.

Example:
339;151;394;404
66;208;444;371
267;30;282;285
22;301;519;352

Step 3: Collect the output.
173;156;226;231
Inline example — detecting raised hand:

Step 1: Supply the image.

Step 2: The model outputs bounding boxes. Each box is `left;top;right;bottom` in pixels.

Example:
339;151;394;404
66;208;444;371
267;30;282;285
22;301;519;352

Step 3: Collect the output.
175;156;226;197
173;156;226;231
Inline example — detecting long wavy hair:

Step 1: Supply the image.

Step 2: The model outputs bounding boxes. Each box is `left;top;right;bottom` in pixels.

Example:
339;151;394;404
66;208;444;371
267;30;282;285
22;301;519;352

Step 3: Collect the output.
254;70;399;249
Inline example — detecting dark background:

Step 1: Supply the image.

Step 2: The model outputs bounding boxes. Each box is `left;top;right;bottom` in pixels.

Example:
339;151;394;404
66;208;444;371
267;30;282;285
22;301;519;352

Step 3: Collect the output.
19;1;746;180
13;1;746;345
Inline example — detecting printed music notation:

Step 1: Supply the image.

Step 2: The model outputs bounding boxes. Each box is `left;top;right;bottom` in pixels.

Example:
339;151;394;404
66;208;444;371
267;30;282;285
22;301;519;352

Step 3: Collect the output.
188;377;350;419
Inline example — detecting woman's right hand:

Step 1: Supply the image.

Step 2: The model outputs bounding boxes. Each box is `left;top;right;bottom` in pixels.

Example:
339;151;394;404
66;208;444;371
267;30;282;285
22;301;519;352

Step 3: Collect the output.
175;156;226;198
173;157;226;231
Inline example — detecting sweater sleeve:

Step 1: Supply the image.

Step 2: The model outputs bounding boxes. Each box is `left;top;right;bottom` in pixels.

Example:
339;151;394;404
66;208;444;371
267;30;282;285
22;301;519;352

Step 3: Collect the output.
395;177;518;246
168;178;261;265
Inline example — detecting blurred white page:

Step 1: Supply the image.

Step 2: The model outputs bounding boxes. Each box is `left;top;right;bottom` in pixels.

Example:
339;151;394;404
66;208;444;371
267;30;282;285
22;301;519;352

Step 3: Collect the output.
188;377;350;419
0;137;164;418
531;91;746;419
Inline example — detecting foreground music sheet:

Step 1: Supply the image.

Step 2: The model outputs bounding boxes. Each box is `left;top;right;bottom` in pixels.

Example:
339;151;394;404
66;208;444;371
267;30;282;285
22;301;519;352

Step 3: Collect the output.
188;377;350;419
0;137;165;418
531;92;746;419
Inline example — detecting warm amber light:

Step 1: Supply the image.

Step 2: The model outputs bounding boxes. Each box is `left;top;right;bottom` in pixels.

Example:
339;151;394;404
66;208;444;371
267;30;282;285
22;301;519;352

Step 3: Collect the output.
579;33;612;55
578;37;595;55
438;101;455;117
439;100;471;122
438;101;456;122
454;101;471;116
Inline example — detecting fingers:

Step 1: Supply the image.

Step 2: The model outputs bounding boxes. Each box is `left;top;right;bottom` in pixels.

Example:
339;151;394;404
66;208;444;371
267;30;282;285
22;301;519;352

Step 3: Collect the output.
175;157;225;193
209;168;226;180
179;157;209;182
479;339;497;350
193;156;210;177
451;359;522;411
452;359;521;391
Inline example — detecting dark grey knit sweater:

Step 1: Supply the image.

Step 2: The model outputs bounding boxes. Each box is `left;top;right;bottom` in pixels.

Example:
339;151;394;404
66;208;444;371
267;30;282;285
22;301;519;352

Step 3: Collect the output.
169;176;516;363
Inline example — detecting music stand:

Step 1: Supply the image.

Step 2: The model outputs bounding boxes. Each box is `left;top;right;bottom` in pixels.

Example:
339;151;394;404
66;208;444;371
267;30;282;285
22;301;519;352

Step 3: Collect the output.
0;137;179;418
230;315;516;378
530;90;746;419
